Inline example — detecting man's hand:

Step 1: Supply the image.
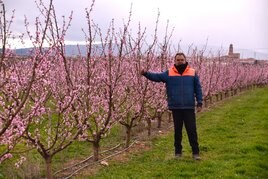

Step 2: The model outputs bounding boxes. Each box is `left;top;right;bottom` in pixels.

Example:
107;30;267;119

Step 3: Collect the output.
197;106;202;113
140;69;146;75
196;103;202;113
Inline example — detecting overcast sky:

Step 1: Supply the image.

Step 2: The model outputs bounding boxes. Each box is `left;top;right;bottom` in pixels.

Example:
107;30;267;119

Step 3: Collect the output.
4;0;268;54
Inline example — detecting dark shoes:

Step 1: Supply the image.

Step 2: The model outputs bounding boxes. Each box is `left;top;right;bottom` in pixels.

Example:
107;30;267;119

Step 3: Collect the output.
192;154;201;160
175;153;201;160
175;153;182;159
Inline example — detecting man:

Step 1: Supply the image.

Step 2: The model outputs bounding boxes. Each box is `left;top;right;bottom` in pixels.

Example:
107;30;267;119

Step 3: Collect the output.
141;53;203;160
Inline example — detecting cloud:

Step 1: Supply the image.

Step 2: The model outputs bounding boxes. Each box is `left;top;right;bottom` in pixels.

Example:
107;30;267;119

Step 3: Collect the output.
3;0;268;51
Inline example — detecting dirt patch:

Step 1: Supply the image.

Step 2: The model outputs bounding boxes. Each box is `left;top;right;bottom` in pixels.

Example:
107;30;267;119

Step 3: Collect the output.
55;118;174;178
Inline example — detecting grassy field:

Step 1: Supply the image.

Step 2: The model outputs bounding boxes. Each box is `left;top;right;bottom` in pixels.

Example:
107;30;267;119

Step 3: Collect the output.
0;87;267;178
80;87;268;178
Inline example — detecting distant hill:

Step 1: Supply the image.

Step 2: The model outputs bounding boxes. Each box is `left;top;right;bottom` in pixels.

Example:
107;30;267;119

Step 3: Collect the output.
236;49;268;60
13;44;103;57
9;44;268;60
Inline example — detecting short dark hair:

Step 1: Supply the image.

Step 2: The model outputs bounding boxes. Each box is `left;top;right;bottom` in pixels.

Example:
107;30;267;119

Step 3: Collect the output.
175;53;186;59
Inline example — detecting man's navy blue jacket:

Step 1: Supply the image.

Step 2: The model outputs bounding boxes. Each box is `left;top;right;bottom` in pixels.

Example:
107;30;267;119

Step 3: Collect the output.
143;65;203;110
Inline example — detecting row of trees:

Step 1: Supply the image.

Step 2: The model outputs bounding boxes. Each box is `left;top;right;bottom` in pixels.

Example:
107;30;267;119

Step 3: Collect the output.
1;0;268;178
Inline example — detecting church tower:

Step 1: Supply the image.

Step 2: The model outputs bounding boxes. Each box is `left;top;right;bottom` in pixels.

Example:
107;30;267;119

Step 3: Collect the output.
227;43;240;59
229;44;233;56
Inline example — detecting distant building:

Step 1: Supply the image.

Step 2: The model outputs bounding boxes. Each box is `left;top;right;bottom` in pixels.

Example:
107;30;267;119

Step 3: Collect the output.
220;44;240;60
225;44;268;65
227;44;240;59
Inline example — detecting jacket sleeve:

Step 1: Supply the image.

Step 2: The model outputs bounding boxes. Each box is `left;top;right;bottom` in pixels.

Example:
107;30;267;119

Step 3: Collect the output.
194;74;203;104
143;70;168;83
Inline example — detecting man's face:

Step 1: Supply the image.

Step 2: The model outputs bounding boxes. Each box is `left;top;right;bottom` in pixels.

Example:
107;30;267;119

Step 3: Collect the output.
175;55;186;65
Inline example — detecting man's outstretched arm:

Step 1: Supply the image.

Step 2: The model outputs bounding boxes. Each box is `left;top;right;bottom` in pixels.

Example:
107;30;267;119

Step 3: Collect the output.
141;70;168;83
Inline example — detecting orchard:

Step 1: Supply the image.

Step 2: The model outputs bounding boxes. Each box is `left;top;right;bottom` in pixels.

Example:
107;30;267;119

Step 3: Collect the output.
1;0;267;178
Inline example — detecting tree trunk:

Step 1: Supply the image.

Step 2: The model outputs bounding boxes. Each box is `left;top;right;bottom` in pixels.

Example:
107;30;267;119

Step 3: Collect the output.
225;91;228;98
45;156;53;179
147;118;151;137
209;96;212;104
157;112;162;128
231;89;234;96
168;112;172;123
125;126;132;148
93;141;100;161
204;97;208;108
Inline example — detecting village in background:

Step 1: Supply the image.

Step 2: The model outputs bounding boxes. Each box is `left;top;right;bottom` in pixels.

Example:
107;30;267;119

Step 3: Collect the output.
220;44;268;65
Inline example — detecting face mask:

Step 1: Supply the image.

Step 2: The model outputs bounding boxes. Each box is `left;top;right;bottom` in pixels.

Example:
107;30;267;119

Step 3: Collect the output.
175;63;187;68
174;62;188;74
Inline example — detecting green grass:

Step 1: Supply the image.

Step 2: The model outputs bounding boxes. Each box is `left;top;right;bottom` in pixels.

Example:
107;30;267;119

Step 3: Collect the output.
0;122;125;178
0;87;267;178
85;87;268;178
